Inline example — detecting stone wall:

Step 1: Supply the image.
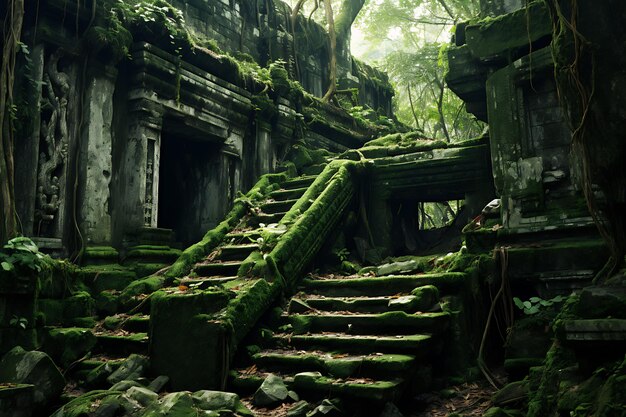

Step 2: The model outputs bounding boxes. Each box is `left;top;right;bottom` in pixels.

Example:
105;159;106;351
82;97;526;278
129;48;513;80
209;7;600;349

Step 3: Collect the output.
10;0;393;258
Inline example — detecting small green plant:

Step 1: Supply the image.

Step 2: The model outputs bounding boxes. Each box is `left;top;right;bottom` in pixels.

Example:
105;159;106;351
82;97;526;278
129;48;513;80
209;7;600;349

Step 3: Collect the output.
9;316;28;330
514;295;566;315
333;248;350;263
0;237;45;273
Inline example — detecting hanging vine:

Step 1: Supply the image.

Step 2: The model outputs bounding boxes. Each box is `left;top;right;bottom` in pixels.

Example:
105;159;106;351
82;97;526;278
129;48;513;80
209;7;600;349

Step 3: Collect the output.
0;0;25;244
545;0;624;282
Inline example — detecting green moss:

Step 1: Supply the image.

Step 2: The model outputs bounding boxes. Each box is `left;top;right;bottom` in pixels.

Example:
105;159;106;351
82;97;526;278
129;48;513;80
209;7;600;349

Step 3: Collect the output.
42;327;97;368
50;390;122;417
166;173;286;280
465;1;551;60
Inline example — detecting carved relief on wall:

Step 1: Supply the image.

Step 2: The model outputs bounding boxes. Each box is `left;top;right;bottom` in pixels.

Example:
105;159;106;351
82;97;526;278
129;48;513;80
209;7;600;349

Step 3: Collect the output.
35;49;69;229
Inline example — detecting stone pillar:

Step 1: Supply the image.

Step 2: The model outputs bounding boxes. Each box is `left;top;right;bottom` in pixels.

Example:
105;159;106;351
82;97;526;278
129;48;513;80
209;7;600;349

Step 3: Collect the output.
14;43;44;237
113;99;163;241
256;121;272;178
78;65;118;245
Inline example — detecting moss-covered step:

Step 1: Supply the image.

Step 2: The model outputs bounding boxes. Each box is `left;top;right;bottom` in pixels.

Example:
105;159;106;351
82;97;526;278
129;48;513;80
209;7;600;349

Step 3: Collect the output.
40;327;97;367
271;333;434;354
230;371;404;403
289;295;434;314
193;261;244;277
282;175;317;189
224;231;263;245
253;212;288;226
251;350;416;380
217;244;260;261
102;314;150;333
269;187;309;201
124;245;182;263
94;331;149;356
300;273;466;297
292;372;404;403
178;276;239;290
260;199;300;214
283;311;449;335
78;265;137;293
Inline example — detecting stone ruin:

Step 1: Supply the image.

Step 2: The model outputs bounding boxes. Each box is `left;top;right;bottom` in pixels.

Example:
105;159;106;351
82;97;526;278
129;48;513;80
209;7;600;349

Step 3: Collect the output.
1;1;625;416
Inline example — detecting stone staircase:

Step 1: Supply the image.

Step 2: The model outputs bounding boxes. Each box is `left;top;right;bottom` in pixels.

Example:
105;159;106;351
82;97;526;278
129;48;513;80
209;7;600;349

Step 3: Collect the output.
65;174;320;388
229;271;467;407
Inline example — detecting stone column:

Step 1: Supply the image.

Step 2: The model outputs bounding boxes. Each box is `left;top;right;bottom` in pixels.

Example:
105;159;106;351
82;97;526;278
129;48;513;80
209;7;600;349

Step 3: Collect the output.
14;43;44;237
79;65;118;246
114;99;163;240
256;121;272;178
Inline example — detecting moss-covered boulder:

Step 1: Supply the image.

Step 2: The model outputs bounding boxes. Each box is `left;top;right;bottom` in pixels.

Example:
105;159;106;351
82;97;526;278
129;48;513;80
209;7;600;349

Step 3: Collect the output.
41;327;97;367
0;346;65;410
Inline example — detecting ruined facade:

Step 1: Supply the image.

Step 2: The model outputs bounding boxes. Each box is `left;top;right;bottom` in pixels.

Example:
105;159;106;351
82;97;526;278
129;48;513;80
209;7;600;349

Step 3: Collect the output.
12;0;393;259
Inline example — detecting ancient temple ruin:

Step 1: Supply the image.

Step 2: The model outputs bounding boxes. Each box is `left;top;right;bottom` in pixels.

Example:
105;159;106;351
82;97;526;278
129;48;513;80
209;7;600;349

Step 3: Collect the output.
1;1;625;416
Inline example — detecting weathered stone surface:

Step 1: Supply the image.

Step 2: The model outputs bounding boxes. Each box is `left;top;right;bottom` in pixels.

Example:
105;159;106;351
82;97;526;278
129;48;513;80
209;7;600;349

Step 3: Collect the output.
126;386;159;407
109;380;142;392
409;285;440;312
286;400;312;417
307;399;342;416
192;390;239;410
142;392;196;417
253;373;290;407
0;347;64;409
107;354;149;384
41;327;96;367
0;384;34;417
147;375;170;393
577;286;626;319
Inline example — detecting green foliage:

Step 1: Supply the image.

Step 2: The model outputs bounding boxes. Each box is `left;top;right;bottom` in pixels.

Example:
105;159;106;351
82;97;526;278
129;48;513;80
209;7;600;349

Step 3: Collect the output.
513;295;566;315
0;237;45;273
9;315;28;329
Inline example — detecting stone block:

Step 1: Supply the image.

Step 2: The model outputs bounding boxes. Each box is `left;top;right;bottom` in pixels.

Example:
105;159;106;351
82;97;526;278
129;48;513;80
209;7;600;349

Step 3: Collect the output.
0;346;65;410
0;384;34;417
41;327;97;367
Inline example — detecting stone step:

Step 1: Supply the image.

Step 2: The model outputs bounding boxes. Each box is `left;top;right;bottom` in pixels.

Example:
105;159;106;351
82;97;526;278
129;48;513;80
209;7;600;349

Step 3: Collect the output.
124;245;182;263
253;212;287;226
193;261;243;277
179;276;239;290
282;311;449;335
103;314;150;333
271;333;434;355
224;231;262;245
300;273;465;297
269;187;308;201
217;243;259;261
94;332;149;356
282;175;317;190
289;295;437;314
260;199;300;215
230;370;404;404
250;349;416;380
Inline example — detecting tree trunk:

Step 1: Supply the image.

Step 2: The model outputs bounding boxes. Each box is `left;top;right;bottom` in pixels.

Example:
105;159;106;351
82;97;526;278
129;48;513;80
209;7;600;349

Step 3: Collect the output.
321;0;337;102
0;0;24;244
435;77;451;142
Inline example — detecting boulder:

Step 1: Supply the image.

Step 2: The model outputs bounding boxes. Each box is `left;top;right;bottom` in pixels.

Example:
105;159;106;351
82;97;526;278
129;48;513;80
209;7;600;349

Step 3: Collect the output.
41;327;96;367
286;400;312;417
148;375;170;392
0;347;64;409
192;390;239;410
253;373;290;407
126;386;159;407
410;285;440;311
141;392;196;417
107;354;149;384
307;399;342;416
